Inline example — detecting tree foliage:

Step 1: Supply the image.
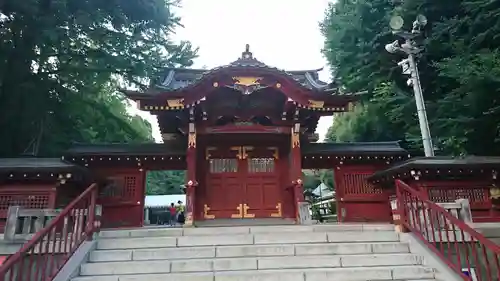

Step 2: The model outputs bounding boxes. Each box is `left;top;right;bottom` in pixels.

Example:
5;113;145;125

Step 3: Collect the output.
0;0;197;157
146;170;185;195
322;0;500;156
0;0;197;194
302;169;335;199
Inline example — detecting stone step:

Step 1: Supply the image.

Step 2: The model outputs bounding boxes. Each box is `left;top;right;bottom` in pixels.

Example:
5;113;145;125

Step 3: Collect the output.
475;223;500;238
72;266;436;281
98;224;394;239
90;242;410;262
96;231;399;250
80;253;424;275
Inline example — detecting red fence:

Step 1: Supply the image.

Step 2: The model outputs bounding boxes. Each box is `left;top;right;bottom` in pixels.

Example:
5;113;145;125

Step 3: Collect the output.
396;179;500;281
0;183;100;281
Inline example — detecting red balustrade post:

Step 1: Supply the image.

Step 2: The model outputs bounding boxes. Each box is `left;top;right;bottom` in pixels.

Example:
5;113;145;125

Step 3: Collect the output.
0;183;99;280
395;180;410;233
86;184;97;240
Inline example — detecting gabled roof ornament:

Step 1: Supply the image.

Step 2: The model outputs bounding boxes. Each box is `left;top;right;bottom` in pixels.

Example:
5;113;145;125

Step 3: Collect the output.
241;44;253;59
229;44;267;67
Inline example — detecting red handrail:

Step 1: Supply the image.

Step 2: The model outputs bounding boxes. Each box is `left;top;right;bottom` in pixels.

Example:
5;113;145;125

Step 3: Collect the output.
396;179;500;281
0;183;101;281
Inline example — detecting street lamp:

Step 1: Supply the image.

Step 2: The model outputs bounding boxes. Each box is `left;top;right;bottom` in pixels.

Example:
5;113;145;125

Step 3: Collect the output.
385;15;435;157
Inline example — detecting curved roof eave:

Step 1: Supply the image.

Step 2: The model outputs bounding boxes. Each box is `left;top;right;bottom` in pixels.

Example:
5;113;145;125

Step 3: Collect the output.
155;45;331;93
156;67;325;95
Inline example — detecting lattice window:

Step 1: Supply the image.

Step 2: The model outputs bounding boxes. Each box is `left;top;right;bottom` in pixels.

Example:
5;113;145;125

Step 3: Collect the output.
248;158;275;173
342;173;382;194
99;176;137;199
209;159;238;173
99;177;124;198
124;176;137;198
428;187;488;203
0;195;49;210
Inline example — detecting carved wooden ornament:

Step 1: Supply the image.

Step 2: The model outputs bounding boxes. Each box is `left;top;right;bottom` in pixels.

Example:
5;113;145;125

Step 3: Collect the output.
308;100;324;108
232;76;262;87
167;99;184;108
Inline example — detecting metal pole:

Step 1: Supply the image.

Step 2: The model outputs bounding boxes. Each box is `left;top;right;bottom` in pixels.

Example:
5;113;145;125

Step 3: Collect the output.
407;52;434;157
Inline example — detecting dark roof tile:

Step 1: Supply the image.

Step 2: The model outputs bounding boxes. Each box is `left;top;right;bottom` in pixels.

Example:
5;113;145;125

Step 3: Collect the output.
66;143;186;156
0;158;78;172
369;156;500;181
301;141;408;155
151;45;336;93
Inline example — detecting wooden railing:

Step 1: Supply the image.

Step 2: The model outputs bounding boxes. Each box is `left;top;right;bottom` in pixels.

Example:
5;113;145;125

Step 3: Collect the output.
0;183;101;281
396;179;500;281
3;207;62;242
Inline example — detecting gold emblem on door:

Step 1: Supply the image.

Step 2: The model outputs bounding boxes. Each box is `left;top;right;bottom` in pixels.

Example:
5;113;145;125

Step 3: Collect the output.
243;204;255;218
204;204;215;219
231;204;243;218
270;203;282;218
231;204;255;218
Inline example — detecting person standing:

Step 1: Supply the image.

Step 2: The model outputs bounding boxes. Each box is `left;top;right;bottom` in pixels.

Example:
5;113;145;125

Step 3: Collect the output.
176;200;185;225
168;202;177;226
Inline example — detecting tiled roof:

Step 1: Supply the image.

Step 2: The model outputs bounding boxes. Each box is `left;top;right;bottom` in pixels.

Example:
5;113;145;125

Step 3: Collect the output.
66;142;186;156
0;158;78;171
301;141;408;155
381;156;500;170
369;156;500;181
150;44;346;94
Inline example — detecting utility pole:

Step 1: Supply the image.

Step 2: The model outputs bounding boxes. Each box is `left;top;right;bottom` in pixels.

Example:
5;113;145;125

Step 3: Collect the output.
385;15;435;157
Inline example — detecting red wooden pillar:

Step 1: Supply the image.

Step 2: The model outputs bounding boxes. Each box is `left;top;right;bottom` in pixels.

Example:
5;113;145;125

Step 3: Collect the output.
185;122;197;227
139;168;146;226
290;125;303;220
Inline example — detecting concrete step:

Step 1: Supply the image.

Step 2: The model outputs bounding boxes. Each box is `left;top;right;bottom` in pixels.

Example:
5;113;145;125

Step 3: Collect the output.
75;225;440;281
194;218;296;227
90;242;410;262
72;266;436;281
80;253;424;275
96;231;400;250
97;224;394;239
474;223;500;243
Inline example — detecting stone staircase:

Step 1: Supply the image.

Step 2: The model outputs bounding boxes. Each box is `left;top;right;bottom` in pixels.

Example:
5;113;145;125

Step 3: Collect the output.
71;224;440;281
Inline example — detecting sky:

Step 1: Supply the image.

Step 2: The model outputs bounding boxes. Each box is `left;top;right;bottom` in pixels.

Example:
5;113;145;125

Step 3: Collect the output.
129;0;334;142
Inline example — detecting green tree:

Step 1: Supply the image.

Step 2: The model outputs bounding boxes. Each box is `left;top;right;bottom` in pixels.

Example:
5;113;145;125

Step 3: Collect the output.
326;82;412;144
146;170;186;195
302;169;335;200
322;0;500;156
0;0;197;157
321;0;411;146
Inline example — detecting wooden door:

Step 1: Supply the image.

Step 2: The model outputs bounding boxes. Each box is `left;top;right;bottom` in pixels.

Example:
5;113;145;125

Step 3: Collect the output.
98;171;145;228
335;166;391;223
242;147;282;218
244;157;282;218
204;146;282;219
205;148;245;219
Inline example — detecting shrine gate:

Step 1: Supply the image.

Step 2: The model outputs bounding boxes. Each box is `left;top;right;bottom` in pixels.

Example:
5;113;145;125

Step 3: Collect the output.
0;46;412;227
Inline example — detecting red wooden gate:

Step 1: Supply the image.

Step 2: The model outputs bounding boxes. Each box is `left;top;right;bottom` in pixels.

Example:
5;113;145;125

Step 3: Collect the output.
335;166;392;223
98;170;145;228
204;146;281;219
205;156;244;219
244;150;281;218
